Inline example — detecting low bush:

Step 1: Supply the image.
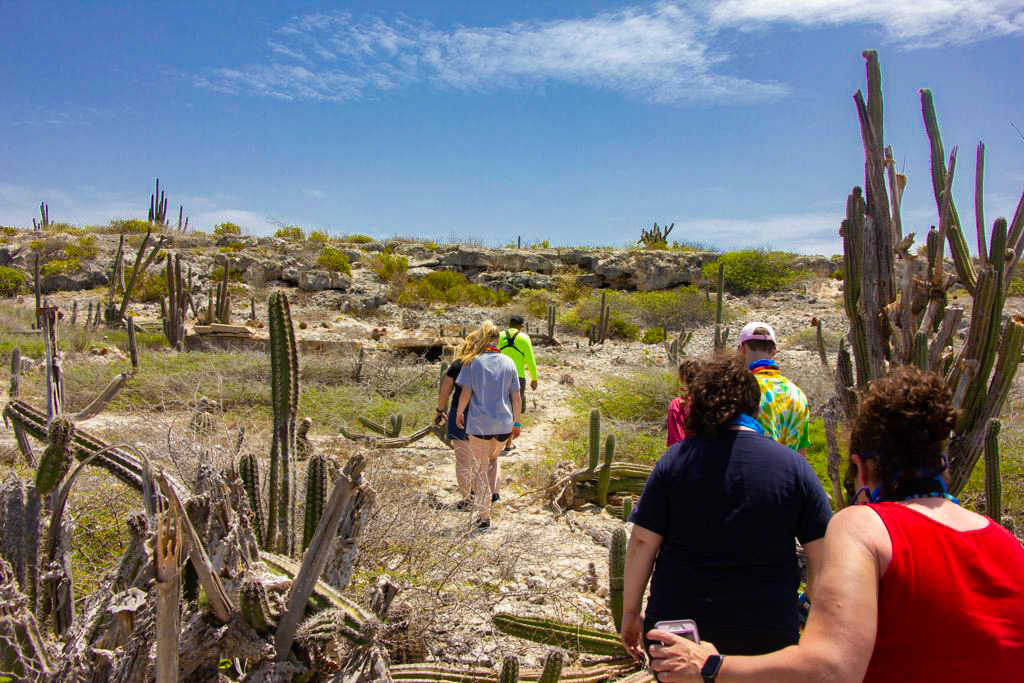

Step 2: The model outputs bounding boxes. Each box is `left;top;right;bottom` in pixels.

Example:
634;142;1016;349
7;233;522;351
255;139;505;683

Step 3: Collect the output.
788;326;842;354
103;218;156;234
213;222;242;237
66;235;98;262
135;271;167;304
571;287;719;336
342;234;375;244
1008;275;1024;297
397;271;508;307
211;264;244;283
642;327;665;344
0;266;26;297
309;230;330;245
41;257;81;277
274;225;305;240
515;288;557;318
367;251;409;282
608;318;641;341
702;249;809;295
317;246;352;276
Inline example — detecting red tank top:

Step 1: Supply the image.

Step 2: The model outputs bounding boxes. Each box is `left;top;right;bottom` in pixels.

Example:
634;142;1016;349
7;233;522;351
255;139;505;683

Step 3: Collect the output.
863;503;1024;682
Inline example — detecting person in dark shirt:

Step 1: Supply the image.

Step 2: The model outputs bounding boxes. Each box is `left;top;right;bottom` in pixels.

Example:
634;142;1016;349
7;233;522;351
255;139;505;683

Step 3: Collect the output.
622;355;831;662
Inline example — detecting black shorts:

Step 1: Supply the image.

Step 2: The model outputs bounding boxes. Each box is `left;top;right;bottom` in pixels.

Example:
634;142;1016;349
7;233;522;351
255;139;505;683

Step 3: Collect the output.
470;433;512;441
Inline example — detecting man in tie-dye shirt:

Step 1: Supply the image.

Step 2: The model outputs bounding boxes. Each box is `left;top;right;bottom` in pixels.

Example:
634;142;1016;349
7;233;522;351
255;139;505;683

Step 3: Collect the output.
738;322;811;456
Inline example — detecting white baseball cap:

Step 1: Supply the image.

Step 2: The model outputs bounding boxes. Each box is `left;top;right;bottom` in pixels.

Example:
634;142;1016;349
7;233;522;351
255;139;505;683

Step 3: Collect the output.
739;321;778;345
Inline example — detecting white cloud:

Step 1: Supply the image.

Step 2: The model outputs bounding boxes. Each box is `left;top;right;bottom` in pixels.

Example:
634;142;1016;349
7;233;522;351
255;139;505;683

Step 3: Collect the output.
710;0;1024;46
678;211;843;255
196;4;787;104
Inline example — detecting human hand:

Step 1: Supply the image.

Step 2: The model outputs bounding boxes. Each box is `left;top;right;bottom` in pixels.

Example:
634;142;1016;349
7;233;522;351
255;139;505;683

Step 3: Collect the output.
456;412;466;429
647;629;720;682
433;410;448;426
620;612;645;662
530;379;538;390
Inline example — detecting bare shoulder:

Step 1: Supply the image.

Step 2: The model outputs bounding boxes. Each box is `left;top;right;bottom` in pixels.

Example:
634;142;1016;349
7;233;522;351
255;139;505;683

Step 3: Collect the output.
829;505;889;544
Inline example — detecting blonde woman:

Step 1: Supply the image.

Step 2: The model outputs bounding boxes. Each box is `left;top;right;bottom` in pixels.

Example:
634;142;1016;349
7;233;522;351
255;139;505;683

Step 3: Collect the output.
455;321;522;530
434;330;478;510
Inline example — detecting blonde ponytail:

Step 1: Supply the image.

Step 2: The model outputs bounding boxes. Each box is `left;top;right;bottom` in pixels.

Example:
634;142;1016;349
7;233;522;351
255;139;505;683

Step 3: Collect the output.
458;321;501;364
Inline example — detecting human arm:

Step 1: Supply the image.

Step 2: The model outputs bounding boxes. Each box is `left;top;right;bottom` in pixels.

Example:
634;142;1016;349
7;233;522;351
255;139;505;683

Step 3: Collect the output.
456;387;472;430
435;376;455;424
802;538;823;601
666;399;684;447
510;379;522;439
523;334;538;384
621;524;664;661
647;506;885;682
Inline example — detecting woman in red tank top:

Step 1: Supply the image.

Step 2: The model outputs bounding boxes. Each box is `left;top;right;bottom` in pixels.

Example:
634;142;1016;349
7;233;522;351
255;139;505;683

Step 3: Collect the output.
641;367;1024;682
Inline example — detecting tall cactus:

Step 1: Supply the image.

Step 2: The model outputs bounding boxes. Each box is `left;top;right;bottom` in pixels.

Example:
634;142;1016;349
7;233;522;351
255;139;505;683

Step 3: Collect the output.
713;262;730;352
148;178;168;226
984;419;1002;525
162;252;187;349
609;526;626;633
538;652;564;683
837;51;1024;494
33;201;50;231
596;434;616;508
547;303;557;339
302;454;328;552
499;656;520;683
587;409;601;473
238;453;266;546
215;258;232;324
35;416;75;496
267;291;300;555
388;413;404;438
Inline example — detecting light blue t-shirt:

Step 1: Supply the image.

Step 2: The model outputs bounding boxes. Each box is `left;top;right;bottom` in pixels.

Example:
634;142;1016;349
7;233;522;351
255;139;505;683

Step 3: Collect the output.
456;352;520;436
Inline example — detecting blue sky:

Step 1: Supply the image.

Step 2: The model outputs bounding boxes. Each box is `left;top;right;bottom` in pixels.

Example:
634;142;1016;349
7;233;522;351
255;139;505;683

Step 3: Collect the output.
1;1;1022;255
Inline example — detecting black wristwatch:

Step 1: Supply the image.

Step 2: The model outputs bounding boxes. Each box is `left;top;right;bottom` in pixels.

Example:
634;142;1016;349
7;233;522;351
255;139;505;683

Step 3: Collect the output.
701;654;724;682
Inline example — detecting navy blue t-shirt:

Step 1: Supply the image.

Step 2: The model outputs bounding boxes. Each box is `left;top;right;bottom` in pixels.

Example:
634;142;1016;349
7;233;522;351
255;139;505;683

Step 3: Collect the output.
630;430;831;645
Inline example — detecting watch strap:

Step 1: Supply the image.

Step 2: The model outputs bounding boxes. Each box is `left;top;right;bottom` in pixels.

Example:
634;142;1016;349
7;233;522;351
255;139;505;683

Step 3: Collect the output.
701;654;724;682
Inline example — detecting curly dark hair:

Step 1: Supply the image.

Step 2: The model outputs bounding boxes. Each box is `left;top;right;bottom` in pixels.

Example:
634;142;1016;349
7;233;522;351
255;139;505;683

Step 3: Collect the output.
677;359;701;396
685;355;761;436
845;366;959;500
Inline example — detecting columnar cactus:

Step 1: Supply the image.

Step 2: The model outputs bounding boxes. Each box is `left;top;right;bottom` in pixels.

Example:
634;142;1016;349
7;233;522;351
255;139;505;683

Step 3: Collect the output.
984;419;1002;524
621;496;633;522
538;651;564;683
587;409;601;473
665;328;693;365
837;51;1024;494
491;614;625;657
596;434;616;508
303;454;328;552
547;303;557;339
35;416;75;496
240;576;275;634
388;414;404;438
267;291;300;555
609;526;626;632
33;201;50;231
162;252;187;349
499;656;520;683
238;453;266;546
148;177;168;225
215;258;231;324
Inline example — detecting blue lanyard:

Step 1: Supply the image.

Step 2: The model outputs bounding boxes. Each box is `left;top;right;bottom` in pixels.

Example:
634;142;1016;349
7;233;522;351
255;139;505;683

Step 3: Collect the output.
748;359;779;373
731;413;766;435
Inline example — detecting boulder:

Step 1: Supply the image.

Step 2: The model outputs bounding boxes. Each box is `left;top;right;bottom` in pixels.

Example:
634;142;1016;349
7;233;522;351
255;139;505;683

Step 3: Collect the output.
442;246;494;271
299;269;350;291
41;262;109;293
281;266;300;285
491;251;559;274
474;271;555;296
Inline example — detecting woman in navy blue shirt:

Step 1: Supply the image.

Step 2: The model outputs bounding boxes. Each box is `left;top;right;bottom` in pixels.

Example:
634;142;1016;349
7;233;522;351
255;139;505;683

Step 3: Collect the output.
622;355;831;660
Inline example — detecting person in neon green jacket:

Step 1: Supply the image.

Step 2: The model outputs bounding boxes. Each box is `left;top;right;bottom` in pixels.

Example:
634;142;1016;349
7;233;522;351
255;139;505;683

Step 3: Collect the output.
498;314;538;452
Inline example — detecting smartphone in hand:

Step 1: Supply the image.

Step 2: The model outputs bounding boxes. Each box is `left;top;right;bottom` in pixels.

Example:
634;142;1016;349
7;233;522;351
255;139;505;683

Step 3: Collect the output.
652;619;700;644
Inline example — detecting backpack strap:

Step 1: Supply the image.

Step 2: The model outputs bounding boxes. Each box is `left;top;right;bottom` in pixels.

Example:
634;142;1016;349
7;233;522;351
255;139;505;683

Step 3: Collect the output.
499;329;523;356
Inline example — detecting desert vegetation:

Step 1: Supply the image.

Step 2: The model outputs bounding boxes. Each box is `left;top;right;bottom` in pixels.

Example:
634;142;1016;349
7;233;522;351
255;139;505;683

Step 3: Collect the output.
0;50;1020;683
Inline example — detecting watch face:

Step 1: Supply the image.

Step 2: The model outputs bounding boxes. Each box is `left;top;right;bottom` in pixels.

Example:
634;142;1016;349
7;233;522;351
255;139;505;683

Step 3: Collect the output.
701;654;724;677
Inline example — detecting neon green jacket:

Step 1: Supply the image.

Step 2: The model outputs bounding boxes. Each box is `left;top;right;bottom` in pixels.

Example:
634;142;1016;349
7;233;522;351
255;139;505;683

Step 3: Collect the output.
498;328;537;381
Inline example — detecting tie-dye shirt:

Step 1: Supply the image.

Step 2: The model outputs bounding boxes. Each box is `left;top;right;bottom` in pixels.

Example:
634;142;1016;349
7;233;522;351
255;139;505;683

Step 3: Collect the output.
749;360;811;452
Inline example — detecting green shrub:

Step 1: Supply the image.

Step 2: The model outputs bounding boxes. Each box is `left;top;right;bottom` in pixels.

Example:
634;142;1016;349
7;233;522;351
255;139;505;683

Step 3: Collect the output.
788;326;842;354
107;218;155;234
274;225;305;241
574;287;718;331
642;327;665;344
317;246;352;276
671;240;717;252
309;230;330;245
211;264;244;283
135;272;167;304
1009;276;1024;297
608;317;641;341
41;258;80;277
702;249;808;295
218;241;245;254
397;271;508;307
0;267;26;297
213;222;242;237
66;235;98;262
342;234;374;244
515;288;557;318
0;227;19;236
367;252;409;282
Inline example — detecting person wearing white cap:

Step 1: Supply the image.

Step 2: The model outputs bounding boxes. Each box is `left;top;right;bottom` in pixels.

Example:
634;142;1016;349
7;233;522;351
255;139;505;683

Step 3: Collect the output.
737;322;811;456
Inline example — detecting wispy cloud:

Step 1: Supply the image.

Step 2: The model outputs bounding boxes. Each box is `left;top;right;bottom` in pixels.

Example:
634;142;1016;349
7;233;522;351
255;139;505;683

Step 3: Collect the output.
303;189;326;198
680;211;842;255
710;0;1024;47
196;4;787;104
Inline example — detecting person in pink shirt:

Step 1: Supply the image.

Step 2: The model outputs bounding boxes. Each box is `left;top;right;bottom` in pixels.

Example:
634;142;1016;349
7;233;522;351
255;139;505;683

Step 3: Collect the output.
667;359;701;447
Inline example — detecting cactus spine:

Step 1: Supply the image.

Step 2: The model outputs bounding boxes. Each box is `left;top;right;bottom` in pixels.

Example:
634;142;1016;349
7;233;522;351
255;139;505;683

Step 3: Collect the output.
238;453;266;546
267;291;299;555
984;419;1002;524
596;434;615;508
491;614;624;657
35;416;75;496
499;656;520;683
240;576;274;634
303;454;328;551
538;651;564;683
587;409;601;473
713;262;730;352
609;526;626;633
